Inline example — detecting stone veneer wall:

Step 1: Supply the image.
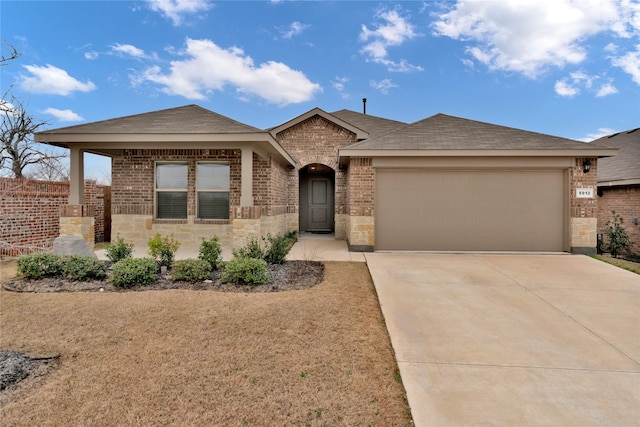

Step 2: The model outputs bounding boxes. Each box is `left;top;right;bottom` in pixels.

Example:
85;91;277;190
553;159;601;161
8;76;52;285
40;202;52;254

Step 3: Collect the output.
570;157;599;254
276;115;356;240
597;184;640;255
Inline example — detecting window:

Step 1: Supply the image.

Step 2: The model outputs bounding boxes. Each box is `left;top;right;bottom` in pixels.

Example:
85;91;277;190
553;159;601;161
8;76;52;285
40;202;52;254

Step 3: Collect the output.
156;163;187;219
197;162;230;219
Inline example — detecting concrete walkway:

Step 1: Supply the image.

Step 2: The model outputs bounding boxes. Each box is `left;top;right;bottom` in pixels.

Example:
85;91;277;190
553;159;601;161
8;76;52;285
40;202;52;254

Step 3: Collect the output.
365;253;640;427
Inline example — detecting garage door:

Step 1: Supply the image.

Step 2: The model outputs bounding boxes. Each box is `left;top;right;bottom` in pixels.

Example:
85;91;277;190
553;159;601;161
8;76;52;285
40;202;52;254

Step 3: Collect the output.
375;169;566;251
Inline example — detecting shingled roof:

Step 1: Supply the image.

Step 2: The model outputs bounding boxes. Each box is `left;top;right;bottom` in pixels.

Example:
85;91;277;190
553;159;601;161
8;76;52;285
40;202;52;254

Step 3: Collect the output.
344;113;600;151
40;104;261;134
330;109;407;140
591;128;640;185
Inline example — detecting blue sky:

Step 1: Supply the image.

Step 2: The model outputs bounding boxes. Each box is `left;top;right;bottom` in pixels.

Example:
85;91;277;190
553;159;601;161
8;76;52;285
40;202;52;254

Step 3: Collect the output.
2;0;639;182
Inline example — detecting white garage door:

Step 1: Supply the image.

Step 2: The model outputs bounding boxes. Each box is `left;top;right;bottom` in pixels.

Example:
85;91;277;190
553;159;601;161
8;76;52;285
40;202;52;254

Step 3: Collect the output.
375;169;566;251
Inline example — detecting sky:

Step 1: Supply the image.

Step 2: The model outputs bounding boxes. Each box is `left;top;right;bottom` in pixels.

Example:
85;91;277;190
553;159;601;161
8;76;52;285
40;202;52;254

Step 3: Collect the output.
1;0;639;182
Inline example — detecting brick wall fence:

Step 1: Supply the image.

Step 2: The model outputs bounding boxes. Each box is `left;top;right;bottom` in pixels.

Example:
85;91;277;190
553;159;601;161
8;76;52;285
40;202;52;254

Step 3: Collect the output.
0;178;110;259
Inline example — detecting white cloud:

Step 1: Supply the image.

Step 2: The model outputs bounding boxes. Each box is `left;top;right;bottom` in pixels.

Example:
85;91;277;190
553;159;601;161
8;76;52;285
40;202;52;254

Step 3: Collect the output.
331;76;350;99
596;81;619;97
612;44;640;83
84;51;99;60
577;127;617;142
43;108;84;122
555;70;618;97
147;0;212;26
554;79;580;97
280;21;309;39
134;38;321;105
110;43;157;60
433;0;626;78
19;64;96;95
360;8;423;72
370;78;397;94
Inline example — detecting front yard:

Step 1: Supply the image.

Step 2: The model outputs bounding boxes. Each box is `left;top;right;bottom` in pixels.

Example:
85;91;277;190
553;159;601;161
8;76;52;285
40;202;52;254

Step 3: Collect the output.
0;262;412;426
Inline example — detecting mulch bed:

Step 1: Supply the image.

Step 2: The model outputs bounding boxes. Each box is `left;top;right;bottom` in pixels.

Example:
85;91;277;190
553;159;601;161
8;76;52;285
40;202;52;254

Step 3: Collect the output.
2;260;324;293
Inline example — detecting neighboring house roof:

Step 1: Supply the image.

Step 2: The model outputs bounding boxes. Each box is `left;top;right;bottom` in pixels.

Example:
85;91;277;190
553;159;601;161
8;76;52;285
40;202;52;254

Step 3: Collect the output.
591;128;640;186
340;113;617;162
40;104;260;134
330;109;407;140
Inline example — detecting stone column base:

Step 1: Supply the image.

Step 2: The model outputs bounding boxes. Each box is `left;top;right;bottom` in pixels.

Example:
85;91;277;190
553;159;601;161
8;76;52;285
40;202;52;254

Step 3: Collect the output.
570;217;597;255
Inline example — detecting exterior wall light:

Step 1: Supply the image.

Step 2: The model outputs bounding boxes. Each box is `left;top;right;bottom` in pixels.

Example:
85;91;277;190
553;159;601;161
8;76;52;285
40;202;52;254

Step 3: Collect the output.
583;159;591;173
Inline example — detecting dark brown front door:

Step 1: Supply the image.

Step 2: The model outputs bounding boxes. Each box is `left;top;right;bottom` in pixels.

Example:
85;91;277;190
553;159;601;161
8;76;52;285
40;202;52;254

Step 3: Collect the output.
307;177;333;232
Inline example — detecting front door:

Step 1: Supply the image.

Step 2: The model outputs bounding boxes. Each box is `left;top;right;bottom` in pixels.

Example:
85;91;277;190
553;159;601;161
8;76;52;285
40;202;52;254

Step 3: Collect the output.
307;177;333;232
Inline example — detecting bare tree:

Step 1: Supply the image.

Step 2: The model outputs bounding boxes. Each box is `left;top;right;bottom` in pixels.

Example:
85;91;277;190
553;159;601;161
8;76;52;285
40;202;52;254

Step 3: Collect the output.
1;41;20;66
1;92;67;179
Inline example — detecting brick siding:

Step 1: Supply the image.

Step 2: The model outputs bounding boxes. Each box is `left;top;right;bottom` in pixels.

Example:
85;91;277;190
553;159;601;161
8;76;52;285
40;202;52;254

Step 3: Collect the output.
347;158;374;217
112;149;241;218
0;178;109;258
571;157;598;218
276;115;357;218
597;185;640;255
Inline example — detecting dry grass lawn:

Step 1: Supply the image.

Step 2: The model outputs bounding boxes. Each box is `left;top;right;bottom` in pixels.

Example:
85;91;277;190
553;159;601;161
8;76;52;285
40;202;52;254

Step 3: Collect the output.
0;262;412;426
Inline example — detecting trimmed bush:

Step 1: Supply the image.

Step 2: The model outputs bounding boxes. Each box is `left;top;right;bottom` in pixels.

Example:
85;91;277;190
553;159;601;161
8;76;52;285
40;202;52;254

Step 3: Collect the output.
148;233;181;267
105;235;134;263
221;257;269;286
61;256;107;281
171;259;211;282
232;238;266;260
17;253;62;280
264;234;294;265
198;236;222;270
111;257;158;288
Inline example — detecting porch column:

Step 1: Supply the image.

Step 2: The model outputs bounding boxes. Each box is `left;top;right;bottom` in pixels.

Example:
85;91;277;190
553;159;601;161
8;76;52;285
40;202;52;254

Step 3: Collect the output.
55;146;95;257
240;147;253;206
69;147;85;205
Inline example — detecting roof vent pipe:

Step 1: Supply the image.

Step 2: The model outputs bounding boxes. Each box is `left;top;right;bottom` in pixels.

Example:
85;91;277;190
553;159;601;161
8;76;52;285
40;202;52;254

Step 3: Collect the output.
362;98;367;115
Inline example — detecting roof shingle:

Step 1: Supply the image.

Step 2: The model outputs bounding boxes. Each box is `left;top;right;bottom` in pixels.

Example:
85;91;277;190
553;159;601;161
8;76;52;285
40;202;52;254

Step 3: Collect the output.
591;128;640;183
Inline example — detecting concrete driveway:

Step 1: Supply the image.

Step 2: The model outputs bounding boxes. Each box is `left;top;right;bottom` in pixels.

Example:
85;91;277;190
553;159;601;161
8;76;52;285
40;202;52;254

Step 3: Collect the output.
365;253;640;427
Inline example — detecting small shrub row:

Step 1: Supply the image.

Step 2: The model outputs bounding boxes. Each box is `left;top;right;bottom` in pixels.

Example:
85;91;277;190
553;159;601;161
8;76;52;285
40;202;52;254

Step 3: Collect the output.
148;233;181;267
221;257;269;286
232;232;297;265
17;253;106;281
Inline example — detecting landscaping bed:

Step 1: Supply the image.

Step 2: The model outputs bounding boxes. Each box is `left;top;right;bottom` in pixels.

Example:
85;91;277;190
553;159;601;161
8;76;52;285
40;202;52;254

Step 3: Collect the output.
2;260;323;293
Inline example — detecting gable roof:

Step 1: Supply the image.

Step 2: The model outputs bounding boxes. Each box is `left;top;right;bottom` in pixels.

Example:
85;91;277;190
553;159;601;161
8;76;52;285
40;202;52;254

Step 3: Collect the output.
39;104;260;135
330;109;407;140
591;128;640;186
268;107;370;140
340;113;617;161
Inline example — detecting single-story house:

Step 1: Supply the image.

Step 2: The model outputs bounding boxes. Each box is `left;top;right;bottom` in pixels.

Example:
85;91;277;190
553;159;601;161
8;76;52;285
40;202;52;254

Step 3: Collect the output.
35;105;616;254
591;128;640;254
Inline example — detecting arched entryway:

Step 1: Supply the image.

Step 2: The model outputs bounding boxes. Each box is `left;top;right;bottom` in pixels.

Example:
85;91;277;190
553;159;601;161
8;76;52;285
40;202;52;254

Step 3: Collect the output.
299;163;335;233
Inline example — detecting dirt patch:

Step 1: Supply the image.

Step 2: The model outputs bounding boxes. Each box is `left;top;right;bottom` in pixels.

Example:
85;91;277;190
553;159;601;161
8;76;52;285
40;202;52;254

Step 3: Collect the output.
0;262;412;425
2;261;324;293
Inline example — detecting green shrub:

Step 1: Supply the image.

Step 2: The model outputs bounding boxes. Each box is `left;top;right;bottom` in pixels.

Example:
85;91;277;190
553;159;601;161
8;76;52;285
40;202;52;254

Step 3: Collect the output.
148;233;181;267
17;253;62;280
604;211;632;258
171;259;211;282
264;233;294;265
61;255;107;281
221;257;269;286
232;238;267;260
105;235;134;263
198;236;222;270
110;257;158;288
